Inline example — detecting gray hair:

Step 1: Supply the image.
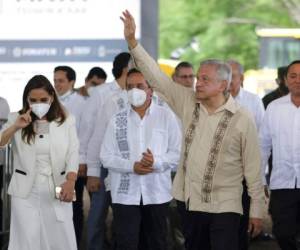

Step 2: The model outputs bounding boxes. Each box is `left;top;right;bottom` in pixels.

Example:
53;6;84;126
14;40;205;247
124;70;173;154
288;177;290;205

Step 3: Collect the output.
227;59;244;74
200;59;232;94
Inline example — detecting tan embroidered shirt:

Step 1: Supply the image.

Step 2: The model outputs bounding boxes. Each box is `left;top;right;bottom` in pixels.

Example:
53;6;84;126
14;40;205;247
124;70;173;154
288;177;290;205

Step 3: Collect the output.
130;44;264;219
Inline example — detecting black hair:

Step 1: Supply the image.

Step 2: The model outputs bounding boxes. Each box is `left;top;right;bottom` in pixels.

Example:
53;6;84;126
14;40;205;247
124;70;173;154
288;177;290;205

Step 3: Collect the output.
126;68;151;88
86;67;107;81
54;65;76;82
112;52;131;79
277;66;287;81
286;60;300;76
174;61;193;75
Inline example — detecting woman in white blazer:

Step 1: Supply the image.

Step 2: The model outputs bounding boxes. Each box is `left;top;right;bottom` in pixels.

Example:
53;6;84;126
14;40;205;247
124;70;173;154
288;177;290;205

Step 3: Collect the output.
0;75;79;250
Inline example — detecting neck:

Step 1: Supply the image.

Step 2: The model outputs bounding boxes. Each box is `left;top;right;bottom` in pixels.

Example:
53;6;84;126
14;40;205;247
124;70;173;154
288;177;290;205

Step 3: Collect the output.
116;75;127;90
291;94;300;107
200;94;227;114
132;100;151;119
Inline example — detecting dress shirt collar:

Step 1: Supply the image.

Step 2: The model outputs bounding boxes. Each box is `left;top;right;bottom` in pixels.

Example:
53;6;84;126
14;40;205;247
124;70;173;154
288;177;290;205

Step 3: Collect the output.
129;101;154;118
111;80;124;92
199;95;238;115
59;90;74;103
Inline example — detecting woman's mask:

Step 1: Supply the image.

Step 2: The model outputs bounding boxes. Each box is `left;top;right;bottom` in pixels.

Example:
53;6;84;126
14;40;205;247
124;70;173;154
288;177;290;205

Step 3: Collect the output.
127;88;147;107
30;103;51;119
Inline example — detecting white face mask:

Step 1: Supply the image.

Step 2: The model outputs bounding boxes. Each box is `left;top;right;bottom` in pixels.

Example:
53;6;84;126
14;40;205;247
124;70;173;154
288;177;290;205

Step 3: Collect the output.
127;88;147;107
30;103;51;119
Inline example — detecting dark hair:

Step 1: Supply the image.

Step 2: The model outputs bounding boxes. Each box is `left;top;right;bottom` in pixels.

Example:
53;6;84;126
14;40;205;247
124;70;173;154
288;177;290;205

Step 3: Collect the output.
54;65;76;82
277;66;287;82
86;67;107;81
126;68;151;88
19;75;66;144
127;68;141;78
112;52;131;79
286;60;300;76
175;61;193;75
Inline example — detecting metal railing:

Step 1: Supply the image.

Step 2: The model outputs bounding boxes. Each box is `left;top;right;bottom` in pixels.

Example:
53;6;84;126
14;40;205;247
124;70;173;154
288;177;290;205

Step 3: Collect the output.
0;118;13;250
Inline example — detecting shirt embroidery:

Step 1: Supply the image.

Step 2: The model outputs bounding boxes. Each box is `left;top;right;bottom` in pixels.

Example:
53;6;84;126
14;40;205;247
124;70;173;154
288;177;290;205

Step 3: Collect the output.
182;103;200;172
117;98;126;110
115;110;131;194
201;110;233;203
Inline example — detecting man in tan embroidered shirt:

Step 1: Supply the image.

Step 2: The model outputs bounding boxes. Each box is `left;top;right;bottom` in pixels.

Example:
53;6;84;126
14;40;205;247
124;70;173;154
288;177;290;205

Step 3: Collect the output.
121;10;264;250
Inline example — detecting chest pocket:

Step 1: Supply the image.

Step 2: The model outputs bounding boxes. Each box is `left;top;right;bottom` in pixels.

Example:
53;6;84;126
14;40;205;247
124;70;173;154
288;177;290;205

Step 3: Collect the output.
149;129;167;156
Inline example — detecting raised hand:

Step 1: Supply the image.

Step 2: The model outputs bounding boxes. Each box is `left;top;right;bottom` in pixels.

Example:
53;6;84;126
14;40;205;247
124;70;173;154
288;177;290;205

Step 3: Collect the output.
120;10;137;49
14;109;32;129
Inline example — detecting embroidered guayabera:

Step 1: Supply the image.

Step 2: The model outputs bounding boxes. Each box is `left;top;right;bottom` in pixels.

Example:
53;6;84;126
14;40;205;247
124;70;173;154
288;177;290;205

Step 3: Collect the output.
201;110;233;203
115;110;131;194
182;103;200;172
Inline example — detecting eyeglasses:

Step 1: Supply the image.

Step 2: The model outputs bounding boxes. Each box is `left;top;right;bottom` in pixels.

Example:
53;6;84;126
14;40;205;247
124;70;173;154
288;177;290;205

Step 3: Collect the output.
177;74;195;79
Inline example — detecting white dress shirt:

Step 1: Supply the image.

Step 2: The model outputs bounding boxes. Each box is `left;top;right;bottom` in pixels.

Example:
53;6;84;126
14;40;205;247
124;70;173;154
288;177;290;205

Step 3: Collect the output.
234;88;265;130
259;94;300;189
78;81;122;164
100;102;181;205
86;90;175;177
59;91;86;133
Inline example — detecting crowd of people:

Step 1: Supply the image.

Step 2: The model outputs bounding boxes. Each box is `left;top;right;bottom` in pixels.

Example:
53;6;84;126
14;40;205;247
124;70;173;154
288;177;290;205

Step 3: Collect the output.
0;10;300;250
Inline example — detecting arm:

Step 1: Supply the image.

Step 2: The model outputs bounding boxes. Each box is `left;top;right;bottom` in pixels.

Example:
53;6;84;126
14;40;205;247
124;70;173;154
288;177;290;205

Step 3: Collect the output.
254;97;265;131
59;115;79;202
242;118;264;218
242;117;264;237
100;118;135;174
0;111;31;147
121;10;192;118
78;92;100;164
258;107;272;186
65;115;79;174
86;98;112;177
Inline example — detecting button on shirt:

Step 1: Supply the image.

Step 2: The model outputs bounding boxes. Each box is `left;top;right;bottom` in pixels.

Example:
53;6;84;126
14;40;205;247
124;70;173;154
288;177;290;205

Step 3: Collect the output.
260;94;300;189
100;103;181;205
234;88;265;130
130;43;264;218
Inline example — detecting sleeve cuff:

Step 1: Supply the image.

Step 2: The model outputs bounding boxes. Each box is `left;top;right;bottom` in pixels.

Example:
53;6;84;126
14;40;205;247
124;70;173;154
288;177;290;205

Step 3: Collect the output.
249;200;264;219
79;154;86;164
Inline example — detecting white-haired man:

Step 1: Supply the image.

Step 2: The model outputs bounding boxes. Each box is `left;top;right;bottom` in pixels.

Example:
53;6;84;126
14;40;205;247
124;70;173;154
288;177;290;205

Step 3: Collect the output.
121;10;264;250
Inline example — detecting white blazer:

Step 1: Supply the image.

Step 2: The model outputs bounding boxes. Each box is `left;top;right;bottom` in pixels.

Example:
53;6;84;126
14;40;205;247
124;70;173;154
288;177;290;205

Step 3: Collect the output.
0;112;79;198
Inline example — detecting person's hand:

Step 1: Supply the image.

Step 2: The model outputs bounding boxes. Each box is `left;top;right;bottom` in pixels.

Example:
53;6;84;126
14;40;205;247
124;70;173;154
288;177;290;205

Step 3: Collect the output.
141;148;154;168
60;180;75;202
78;164;87;177
87;176;101;192
133;162;153;175
14;109;32;129
248;218;263;238
120;10;137;49
264;185;270;199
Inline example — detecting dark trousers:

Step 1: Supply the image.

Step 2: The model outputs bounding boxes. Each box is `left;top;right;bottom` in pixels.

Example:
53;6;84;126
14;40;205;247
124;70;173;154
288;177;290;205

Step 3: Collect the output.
270;189;300;250
182;205;240;250
72;176;88;247
238;180;251;250
176;200;189;241
112;202;169;250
